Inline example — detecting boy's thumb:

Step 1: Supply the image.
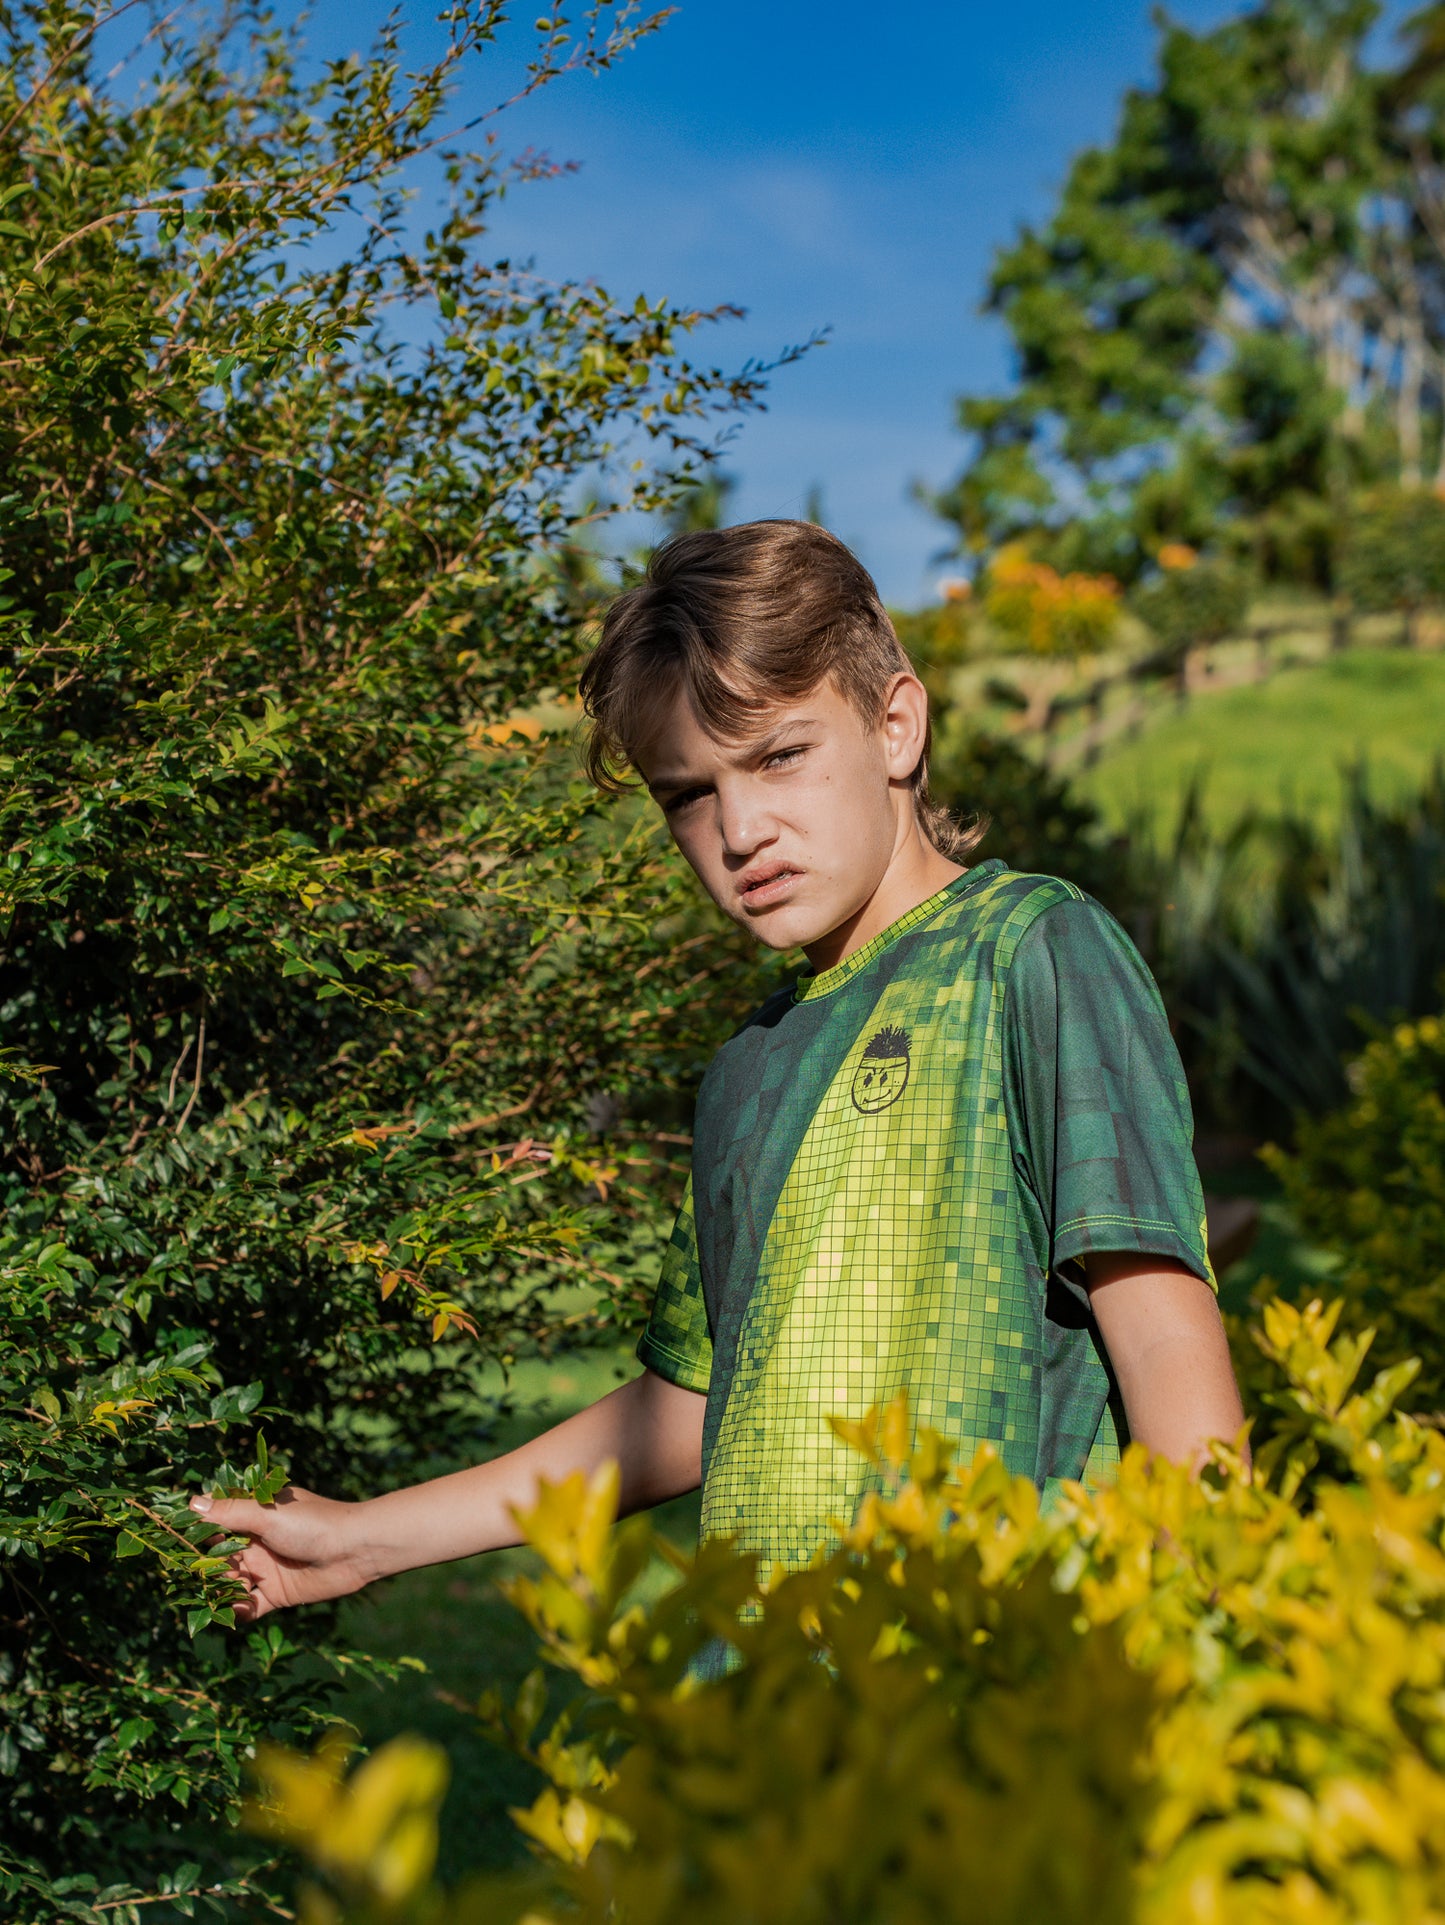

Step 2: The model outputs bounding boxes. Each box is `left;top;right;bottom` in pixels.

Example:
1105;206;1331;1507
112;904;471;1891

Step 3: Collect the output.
190;1492;268;1536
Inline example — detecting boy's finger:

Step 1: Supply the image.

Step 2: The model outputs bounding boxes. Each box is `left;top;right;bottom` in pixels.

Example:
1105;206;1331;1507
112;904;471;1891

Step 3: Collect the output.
189;1493;270;1537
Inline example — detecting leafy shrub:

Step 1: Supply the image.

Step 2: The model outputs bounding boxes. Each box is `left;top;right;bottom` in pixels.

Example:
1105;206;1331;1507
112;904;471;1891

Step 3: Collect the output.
257;1296;1445;1925
1338;488;1445;644
981;543;1122;656
0;2;777;1914
1128;555;1250;665
1263;1012;1445;1416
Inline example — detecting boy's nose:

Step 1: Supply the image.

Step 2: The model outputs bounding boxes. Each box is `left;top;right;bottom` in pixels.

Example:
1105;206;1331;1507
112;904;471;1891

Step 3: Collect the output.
717;788;775;858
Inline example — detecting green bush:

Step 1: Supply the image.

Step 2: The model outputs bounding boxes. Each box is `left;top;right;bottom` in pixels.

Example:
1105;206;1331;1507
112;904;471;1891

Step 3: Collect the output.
1338;489;1445;644
0;3;775;1914
1128;558;1250;668
1263;1011;1445;1417
258;1295;1445;1925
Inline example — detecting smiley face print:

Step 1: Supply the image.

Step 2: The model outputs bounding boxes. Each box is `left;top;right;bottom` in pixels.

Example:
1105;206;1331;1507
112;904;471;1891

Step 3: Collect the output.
850;1025;912;1114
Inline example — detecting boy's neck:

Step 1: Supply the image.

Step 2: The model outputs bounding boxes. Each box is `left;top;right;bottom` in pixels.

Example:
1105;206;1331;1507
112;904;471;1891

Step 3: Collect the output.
802;832;966;974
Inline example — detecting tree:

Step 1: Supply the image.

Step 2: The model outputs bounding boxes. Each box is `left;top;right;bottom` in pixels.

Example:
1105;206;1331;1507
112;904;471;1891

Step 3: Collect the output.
931;1;1445;585
1129;554;1252;694
664;468;738;535
0;2;791;1913
1337;485;1445;642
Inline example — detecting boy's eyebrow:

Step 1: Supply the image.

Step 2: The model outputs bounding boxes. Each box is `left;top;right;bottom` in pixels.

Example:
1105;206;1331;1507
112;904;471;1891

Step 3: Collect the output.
645;717;821;797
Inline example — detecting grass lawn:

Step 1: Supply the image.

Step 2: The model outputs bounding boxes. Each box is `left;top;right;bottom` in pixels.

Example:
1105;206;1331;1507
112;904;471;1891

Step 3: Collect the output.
1072;646;1445;836
320;1160;1332;1884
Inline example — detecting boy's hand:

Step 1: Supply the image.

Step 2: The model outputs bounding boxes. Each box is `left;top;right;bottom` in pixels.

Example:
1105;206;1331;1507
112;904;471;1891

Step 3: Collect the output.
183;1370;704;1624
189;1486;373;1622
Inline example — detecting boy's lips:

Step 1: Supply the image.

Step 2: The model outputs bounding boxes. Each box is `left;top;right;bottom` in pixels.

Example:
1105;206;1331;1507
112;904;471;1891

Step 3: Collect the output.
738;863;801;909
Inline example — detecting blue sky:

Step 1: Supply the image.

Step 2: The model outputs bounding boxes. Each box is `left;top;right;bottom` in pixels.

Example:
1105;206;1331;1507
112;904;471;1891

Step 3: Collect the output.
299;1;1400;604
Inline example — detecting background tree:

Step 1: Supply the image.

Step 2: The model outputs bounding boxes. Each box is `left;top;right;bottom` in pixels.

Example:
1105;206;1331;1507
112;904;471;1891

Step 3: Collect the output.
930;0;1445;586
1337;485;1445;642
0;2;795;1914
1129;552;1253;695
663;468;738;536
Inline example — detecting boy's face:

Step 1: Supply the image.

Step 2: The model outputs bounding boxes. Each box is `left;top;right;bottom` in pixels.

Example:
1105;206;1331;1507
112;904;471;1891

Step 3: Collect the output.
639;673;934;963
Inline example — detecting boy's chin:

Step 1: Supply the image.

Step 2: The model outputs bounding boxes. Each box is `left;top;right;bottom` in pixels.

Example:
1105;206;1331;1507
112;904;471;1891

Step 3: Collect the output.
740;904;845;955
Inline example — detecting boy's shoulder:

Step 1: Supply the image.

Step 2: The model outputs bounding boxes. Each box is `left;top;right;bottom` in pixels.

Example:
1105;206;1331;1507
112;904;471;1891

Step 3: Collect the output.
940;862;1087;943
883;863;1097;974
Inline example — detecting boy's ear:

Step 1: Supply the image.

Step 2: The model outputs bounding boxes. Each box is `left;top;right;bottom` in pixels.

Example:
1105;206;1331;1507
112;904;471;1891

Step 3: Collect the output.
880;672;929;781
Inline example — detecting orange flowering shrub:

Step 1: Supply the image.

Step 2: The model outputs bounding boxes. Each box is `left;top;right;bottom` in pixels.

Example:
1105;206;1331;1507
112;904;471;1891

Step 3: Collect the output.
982;544;1122;655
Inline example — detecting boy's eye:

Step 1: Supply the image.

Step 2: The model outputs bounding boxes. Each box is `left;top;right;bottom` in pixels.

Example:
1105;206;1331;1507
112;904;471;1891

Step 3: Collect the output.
765;745;806;770
664;786;709;814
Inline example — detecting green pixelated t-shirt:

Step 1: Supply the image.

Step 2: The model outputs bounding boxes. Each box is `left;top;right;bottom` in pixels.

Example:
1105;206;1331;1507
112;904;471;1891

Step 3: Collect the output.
637;862;1213;1574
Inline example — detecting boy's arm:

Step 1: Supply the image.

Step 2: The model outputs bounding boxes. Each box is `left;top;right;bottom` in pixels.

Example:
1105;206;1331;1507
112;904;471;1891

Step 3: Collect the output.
1086;1252;1248;1473
190;1368;705;1622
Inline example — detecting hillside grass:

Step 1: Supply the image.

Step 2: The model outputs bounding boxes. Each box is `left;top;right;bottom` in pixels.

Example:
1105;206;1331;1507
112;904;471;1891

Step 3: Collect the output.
1071;646;1445;835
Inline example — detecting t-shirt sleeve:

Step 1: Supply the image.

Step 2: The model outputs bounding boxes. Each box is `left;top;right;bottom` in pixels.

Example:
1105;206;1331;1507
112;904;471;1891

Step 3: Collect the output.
635;1177;713;1393
1002;895;1214;1309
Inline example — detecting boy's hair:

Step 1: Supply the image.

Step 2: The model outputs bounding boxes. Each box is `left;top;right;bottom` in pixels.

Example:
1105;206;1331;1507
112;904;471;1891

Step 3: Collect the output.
577;519;982;861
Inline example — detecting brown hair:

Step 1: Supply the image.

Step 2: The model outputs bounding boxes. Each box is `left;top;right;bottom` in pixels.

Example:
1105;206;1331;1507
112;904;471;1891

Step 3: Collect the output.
577;519;981;861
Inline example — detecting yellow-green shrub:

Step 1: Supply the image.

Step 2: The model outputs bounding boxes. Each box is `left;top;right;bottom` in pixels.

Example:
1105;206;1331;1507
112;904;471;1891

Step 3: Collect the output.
252;1296;1445;1925
1264;1012;1445;1416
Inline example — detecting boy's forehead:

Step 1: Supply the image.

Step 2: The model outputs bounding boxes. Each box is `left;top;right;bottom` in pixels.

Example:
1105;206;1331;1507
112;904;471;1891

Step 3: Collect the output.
635;679;845;780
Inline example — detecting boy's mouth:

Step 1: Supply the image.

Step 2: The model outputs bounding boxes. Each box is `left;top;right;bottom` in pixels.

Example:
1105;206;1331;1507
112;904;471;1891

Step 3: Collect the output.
738;863;800;909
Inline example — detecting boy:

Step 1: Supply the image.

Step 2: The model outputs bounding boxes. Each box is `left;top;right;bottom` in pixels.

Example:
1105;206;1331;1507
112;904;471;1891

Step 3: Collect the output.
192;521;1244;1617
